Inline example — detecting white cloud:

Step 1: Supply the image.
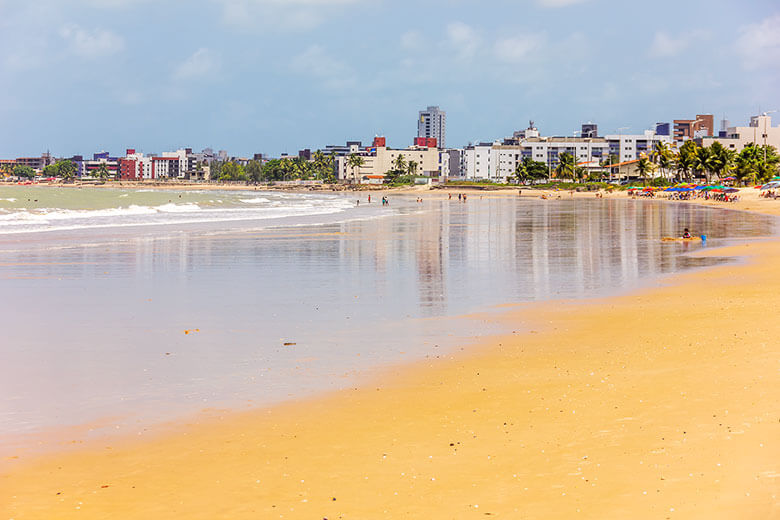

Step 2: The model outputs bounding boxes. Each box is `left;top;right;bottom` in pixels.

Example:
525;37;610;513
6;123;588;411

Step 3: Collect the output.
400;30;424;50
446;22;479;59
290;45;355;89
173;48;221;81
59;24;124;58
648;29;707;58
536;0;588;7
736;14;780;69
494;34;544;63
215;0;360;30
649;32;687;58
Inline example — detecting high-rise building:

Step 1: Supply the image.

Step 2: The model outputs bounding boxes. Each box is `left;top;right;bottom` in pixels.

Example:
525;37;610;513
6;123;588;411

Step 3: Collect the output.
418;106;446;148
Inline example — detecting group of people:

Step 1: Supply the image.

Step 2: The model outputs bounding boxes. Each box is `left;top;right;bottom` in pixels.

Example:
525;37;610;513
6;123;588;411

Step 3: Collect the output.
355;195;390;206
760;190;777;199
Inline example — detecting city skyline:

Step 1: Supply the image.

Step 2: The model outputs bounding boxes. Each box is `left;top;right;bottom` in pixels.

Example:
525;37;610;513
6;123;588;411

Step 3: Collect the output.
1;0;778;157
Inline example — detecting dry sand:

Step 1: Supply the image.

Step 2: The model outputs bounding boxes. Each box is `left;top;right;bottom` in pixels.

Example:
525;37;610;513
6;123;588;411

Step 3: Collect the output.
2;197;779;519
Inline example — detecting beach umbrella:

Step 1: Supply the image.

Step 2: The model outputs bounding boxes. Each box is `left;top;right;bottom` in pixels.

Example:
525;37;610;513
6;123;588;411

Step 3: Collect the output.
723;187;739;193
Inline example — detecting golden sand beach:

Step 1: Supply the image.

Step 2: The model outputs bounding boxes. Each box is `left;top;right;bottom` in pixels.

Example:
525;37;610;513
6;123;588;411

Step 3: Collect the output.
2;195;779;519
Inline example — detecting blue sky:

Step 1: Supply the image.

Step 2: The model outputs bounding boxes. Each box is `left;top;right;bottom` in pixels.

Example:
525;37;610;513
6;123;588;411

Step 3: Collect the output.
1;0;779;158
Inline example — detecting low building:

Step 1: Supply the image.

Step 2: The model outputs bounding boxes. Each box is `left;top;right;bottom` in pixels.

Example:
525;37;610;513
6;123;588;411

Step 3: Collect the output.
15;153;54;172
335;137;440;183
83;151;119;178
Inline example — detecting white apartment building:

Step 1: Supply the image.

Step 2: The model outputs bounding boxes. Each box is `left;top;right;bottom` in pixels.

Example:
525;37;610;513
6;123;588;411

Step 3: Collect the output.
701;114;780;153
463;130;672;182
463;143;496;180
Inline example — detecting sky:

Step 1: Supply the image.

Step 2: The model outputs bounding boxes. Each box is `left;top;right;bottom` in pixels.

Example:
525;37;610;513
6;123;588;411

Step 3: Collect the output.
1;0;779;158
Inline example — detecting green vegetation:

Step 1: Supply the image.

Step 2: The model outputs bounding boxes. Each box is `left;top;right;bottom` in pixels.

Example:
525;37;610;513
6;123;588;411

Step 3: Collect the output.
209;150;338;183
660;140;778;185
93;163;111;180
514;157;549;184
13;165;35;179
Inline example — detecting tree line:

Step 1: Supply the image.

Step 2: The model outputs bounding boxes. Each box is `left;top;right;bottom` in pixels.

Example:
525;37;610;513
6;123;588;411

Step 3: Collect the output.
213;150;337;183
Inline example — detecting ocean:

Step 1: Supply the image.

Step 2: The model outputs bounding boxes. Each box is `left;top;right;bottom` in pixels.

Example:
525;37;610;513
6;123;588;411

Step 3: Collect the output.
0;186;776;448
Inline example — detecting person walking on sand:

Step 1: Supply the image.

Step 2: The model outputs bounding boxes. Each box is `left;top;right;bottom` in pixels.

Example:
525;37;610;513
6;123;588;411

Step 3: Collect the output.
368;194;371;203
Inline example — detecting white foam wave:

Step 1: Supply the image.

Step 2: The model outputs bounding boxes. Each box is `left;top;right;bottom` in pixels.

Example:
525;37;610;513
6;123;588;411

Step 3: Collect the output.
0;198;17;202
0;198;355;235
240;197;272;204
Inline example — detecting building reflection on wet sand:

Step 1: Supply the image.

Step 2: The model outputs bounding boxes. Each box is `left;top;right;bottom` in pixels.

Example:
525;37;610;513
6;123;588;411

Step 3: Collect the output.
0;198;775;437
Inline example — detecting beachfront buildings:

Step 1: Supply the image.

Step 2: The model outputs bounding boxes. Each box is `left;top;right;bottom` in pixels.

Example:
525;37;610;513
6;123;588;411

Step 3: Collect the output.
418;106;446;149
118;149;188;180
700;114;780;153
334;137;440;183
463;124;672;182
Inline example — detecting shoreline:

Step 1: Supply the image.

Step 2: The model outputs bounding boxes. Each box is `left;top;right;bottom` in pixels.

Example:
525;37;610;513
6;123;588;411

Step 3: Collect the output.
6;178;780;213
2;197;779;518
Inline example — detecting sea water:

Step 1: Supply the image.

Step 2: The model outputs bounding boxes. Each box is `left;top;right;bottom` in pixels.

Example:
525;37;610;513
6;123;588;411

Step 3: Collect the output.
0;186;776;445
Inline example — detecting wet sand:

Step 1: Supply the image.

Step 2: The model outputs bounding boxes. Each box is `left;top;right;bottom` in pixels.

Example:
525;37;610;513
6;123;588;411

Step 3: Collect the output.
2;201;780;519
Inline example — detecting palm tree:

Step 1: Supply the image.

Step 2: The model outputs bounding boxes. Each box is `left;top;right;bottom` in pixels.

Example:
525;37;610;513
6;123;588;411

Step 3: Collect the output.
637;157;656;183
678;140;698;183
392;154;406;174
347;153;365;183
760;145;780;180
94;163;110;180
280;158;294;181
407;160;418;177
652;141;673;179
694;146;712;183
514;160;528;184
291;157;309;180
555;152;576;180
312;150;326;180
658;152;675;181
734;144;762;185
706;141;735;181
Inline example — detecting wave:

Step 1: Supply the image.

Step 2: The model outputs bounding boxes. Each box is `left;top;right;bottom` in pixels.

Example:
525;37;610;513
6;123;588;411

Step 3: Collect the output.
0;198;17;202
239;197;271;204
0;198;355;235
